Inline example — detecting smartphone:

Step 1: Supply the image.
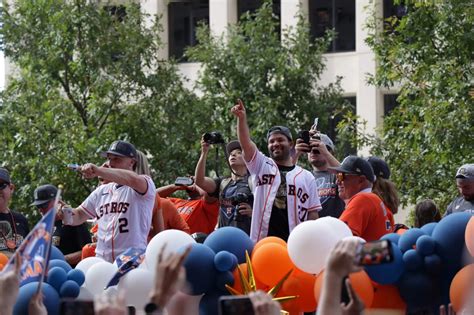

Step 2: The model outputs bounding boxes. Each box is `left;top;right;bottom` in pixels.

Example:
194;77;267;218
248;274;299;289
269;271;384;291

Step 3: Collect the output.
175;177;194;186
60;299;94;315
355;239;394;265
219;296;255;315
297;130;310;145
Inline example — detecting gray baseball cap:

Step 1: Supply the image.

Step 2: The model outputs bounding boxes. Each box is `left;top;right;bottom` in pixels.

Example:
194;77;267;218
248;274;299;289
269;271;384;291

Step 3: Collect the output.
456;164;474;180
0;168;11;184
267;126;293;141
319;134;335;151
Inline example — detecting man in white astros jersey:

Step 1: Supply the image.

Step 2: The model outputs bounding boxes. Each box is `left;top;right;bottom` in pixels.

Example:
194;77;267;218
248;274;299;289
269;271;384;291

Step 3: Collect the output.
231;100;321;243
62;140;155;262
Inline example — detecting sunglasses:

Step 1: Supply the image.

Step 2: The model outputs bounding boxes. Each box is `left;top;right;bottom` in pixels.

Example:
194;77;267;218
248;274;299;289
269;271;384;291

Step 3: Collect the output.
336;172;359;182
0;183;9;190
36;203;50;210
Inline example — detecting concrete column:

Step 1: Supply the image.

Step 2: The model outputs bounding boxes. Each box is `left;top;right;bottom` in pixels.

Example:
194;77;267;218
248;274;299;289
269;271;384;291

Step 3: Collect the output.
140;0;168;59
209;0;237;37
281;0;308;39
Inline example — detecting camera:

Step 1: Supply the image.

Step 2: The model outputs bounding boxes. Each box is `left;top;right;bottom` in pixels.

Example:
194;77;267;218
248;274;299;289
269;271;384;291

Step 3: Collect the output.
230;192;253;222
203;132;225;144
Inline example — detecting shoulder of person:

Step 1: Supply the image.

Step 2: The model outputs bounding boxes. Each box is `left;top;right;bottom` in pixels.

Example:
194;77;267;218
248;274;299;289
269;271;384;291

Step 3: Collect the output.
10;210;28;221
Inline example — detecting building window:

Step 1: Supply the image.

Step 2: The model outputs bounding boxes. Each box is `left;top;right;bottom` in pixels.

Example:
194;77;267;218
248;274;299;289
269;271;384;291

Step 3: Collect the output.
309;0;355;53
328;97;357;156
384;94;399;116
237;0;281;36
168;0;209;61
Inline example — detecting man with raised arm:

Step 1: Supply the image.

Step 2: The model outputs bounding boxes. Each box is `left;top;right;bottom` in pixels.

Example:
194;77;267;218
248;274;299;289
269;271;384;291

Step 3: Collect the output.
62;140;156;262
231;100;321;242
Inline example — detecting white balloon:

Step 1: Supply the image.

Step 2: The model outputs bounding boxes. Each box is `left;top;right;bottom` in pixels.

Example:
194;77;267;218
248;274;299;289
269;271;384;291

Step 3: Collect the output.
76;287;94;301
316;217;353;239
287;219;347;274
145;229;195;274
343;235;366;244
118;269;154;310
84;261;118;296
75;257;104;277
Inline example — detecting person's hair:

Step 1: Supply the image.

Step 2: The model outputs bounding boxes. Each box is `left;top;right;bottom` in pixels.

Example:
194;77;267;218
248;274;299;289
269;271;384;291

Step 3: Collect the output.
372;177;400;214
135;150;151;176
414;199;441;228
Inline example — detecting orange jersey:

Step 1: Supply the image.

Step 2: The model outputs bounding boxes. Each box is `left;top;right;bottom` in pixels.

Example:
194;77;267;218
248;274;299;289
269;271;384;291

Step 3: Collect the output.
339;192;394;241
168;197;219;234
161;198;190;233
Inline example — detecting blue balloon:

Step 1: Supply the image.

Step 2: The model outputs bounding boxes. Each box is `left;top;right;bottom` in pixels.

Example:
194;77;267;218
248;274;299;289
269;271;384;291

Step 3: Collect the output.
204;227;254;264
199;290;228;315
50;246;65;261
14;282;60;315
420;222;437;236
416;235;436;256
48;259;72;273
403;249;423;271
67;269;85;286
47;267;68;292
424;254;442;274
365;242;404;284
432;212;471;260
60;280;80;298
215;271;234;291
398;228;425;253
381;233;400;245
214;251;237;272
183;243;217;295
397;271;440;311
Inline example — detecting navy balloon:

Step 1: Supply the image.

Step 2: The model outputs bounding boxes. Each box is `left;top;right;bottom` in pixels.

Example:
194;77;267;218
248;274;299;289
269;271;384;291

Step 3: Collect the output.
380;233;400;245
48;259;72;273
398;228;425;253
204;227;254;263
416;235;436;256
215;271;234;291
397;271;439;311
183;243;217;295
50;246;65;261
47;267;68;292
365;242;404;284
14;282;60;315
432;212;471;260
420;222;437;236
403;249;423;271
60;280;80;298
214;251;237;272
424;254;442;274
67;269;85;286
199;290;228;315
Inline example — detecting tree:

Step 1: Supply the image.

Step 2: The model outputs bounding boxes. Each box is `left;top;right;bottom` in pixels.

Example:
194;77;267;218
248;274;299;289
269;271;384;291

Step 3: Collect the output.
360;0;474;211
186;1;349;157
0;0;199;219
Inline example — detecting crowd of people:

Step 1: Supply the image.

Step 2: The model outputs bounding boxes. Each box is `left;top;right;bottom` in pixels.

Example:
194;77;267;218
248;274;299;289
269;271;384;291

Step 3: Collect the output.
0;99;472;314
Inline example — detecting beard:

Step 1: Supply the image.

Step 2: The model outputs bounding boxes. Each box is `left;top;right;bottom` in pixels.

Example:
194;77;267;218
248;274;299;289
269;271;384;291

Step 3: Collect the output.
269;146;291;161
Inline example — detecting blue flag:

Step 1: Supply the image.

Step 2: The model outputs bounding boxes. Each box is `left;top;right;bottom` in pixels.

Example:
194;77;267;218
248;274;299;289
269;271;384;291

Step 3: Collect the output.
106;247;145;288
1;206;57;286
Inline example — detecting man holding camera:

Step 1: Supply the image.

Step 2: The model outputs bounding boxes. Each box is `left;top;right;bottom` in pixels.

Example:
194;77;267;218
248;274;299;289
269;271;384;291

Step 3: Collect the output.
294;132;345;218
195;136;253;235
231;100;321;242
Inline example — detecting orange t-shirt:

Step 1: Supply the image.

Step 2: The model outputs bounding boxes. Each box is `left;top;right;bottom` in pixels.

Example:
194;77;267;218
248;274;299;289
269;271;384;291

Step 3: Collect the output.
339;192;394;241
168;197;219;235
160;197;191;234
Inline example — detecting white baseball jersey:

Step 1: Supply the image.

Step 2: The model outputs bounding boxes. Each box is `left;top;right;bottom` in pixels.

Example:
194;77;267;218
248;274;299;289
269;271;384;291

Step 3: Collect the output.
80;176;155;262
246;150;321;242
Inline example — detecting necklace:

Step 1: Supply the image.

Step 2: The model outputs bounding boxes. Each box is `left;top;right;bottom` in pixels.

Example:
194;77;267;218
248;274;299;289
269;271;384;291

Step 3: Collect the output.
0;210;18;251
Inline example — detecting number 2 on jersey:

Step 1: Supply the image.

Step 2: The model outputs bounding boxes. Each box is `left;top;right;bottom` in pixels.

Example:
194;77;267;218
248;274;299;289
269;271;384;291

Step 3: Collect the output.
118;218;129;233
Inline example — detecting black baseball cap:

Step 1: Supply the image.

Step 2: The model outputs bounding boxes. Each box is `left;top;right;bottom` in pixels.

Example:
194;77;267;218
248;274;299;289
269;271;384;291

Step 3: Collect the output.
226;140;242;155
100;140;137;159
366;156;391;180
267;126;293;141
31;184;58;206
329;155;375;183
0;168;11;184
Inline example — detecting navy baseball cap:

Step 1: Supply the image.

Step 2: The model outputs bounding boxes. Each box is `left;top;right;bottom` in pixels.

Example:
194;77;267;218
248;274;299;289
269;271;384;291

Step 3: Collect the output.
267;126;293;141
366;156;391;180
0;168;11;184
31;184;58;206
100;140;137;159
226;140;242;155
329;155;375;183
456;164;474;180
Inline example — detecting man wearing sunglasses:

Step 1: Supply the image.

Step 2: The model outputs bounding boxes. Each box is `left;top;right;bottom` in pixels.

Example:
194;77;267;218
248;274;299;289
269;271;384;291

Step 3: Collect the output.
0;168;30;257
231;100;321;243
329;156;394;241
31;184;91;266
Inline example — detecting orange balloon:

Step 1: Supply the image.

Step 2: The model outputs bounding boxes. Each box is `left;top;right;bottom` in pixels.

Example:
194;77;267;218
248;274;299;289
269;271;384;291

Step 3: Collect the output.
252;243;294;286
231;263;267;293
315;270;374;308
281;268;317;312
450;264;474;312
465;217;474;257
253;236;287;254
0;263;4;271
0;253;8;266
279;296;303;315
396;228;408;236
81;243;96;260
371;283;406;310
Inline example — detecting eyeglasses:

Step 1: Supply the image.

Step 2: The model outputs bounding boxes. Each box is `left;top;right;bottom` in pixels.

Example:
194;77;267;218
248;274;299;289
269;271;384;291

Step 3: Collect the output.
336;172;358;182
0;183;9;190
